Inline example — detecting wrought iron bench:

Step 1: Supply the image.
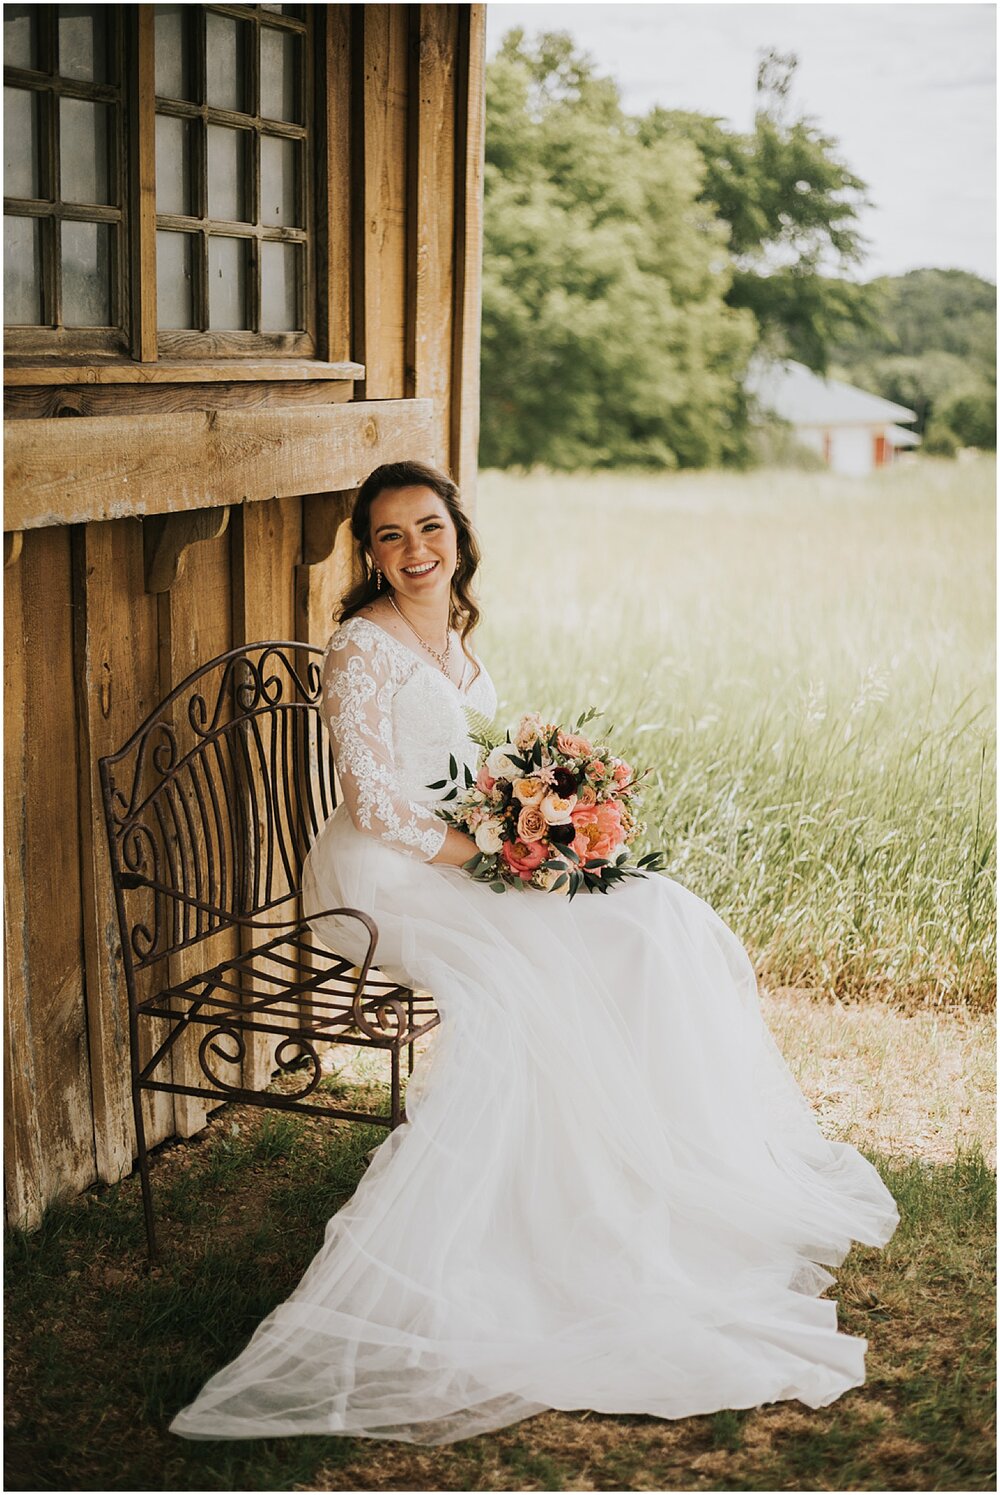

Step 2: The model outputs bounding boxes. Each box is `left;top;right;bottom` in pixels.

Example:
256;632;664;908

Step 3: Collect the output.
99;642;440;1261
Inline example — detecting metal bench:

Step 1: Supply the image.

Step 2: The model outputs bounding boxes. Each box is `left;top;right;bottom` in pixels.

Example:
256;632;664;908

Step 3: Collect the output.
99;641;440;1261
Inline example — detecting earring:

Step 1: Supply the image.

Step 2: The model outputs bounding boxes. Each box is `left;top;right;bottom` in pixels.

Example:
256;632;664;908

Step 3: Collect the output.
375;568;383;592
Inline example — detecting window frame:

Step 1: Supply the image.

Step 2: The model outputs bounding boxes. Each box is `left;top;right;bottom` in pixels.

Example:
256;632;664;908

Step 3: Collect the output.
3;4;130;357
3;2;317;364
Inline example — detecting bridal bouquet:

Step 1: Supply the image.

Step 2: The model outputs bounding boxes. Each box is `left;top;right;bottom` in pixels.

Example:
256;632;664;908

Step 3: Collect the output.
429;708;664;897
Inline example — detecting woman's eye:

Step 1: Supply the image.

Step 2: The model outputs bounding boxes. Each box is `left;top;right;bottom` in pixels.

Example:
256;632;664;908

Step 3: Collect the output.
423;523;442;532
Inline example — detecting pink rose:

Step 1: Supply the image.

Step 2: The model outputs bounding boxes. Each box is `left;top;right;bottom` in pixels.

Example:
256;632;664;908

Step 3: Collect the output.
587;759;607;780
613;760;633;787
516;806;548;843
570;800;624;862
501;838;547;880
476;766;495;793
557;731;592;759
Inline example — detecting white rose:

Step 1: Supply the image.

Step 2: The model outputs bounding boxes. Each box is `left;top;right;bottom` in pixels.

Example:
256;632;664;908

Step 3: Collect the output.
486;744;522;781
540;792;577;825
474;817;505;854
531;864;570;894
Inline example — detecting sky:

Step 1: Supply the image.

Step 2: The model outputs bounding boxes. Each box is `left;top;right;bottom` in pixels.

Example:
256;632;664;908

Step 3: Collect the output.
485;2;997;283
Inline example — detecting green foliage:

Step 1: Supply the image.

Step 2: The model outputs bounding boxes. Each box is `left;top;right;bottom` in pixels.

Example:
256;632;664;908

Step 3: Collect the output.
482;36;880;469
481;30;756;470
834;270;997;449
642;52;876;371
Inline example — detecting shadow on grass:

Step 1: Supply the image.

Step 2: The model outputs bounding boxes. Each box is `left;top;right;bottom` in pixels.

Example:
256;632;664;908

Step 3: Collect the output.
4;1092;995;1493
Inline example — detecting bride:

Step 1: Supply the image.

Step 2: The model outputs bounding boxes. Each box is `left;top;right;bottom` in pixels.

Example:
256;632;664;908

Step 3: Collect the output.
171;459;898;1445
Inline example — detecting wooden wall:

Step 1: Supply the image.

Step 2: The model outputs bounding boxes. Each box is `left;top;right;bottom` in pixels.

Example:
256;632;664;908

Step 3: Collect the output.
3;3;487;1228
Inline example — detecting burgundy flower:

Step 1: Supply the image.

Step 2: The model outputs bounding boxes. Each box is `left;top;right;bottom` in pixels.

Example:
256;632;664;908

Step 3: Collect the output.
547;820;576;846
552;766;578;798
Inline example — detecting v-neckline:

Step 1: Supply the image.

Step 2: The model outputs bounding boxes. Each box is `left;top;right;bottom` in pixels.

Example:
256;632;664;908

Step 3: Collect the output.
347;614;474;696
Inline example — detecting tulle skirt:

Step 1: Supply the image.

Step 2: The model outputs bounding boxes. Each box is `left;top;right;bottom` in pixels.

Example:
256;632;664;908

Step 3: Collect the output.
170;804;898;1444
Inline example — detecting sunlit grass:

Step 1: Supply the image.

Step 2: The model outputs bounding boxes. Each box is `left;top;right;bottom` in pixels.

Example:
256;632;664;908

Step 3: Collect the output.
474;457;996;1006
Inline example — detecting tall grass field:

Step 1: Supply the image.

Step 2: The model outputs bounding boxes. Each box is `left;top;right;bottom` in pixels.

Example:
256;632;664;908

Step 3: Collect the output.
474;458;996;1008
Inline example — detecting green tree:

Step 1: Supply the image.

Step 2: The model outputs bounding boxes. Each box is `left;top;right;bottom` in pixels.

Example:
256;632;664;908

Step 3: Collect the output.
481;31;756;470
640;52;876;371
834;269;996;447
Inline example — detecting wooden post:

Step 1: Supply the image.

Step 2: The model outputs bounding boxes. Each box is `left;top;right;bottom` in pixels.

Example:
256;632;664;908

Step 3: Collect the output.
408;5;458;469
73;518;167;1180
450;5;486;504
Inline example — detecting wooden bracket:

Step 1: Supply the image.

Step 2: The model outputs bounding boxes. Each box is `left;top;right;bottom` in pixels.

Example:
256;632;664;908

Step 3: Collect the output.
144;506;230;593
4;531;23;568
302;491;354;565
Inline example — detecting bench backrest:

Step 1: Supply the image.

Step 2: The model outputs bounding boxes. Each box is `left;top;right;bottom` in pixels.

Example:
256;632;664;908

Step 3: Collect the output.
99;642;335;973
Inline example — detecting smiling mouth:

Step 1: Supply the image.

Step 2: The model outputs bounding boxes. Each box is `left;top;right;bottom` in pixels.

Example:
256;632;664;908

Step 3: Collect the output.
401;561;439;576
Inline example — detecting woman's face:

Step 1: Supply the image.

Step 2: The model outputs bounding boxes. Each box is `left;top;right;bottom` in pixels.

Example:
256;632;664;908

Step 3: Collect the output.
368;485;459;607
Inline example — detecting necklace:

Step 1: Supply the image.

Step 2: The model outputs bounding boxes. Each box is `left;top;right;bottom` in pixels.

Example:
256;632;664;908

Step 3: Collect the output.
387;593;453;675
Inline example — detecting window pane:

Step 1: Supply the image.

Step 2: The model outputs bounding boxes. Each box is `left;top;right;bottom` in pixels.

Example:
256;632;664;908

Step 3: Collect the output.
260;27;300;123
58;5;108;84
4;215;42;323
154;4;193;101
4;87;40;199
62;219;111;325
156;229;195;327
206;13;247;113
260;135;298;227
260;240;299;331
4;6;37;71
60;97;111;205
155;113;192;216
207;125;248;222
208;235;248;329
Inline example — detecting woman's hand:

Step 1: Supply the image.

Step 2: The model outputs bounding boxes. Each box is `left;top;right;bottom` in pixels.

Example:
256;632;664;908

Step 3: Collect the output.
430;825;480;868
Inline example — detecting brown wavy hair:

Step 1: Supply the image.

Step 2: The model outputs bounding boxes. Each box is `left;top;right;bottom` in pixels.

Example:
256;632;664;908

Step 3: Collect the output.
338;460;482;681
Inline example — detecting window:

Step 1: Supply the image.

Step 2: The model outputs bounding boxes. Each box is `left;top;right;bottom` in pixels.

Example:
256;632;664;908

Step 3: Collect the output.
3;3;314;361
3;4;127;353
153;4;312;354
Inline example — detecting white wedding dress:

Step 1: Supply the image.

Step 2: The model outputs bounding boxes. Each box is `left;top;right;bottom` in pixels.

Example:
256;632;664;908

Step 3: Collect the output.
170;616;898;1445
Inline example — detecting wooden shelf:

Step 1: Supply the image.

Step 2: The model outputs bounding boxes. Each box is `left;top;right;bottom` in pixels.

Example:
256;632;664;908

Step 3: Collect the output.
3;360;365;387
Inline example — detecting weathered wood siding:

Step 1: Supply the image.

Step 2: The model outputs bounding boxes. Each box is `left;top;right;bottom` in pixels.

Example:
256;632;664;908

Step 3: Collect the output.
3;3;486;1228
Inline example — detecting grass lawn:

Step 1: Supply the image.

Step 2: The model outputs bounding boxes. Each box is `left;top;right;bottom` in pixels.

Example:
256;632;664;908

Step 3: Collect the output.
5;458;996;1491
475;457;996;1007
4;1013;995;1492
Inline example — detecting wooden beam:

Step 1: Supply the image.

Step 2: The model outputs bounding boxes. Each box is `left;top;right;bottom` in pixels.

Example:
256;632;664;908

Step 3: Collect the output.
359;6;411;399
130;8;158;361
4;546;45;1230
72;519;164;1183
4;398;436;530
4;531;22;568
232;496;303;1087
318;7;353;364
408;5;458;469
4;361;363;386
450;5;486;504
144;506;231;593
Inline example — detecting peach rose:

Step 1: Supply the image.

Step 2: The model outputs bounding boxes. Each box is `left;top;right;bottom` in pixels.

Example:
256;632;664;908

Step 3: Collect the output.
557;731;593;759
576;783;598;807
587;759;607;780
570;800;624;862
475;765;495;793
613;760;633;787
512;775;545;807
516;805;548;843
502;838;547;880
540;792;577;824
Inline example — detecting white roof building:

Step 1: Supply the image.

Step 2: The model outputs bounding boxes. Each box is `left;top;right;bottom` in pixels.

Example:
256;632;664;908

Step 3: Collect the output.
747;359;921;477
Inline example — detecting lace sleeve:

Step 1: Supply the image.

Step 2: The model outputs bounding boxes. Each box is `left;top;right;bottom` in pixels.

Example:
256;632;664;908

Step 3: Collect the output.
321;631;448;863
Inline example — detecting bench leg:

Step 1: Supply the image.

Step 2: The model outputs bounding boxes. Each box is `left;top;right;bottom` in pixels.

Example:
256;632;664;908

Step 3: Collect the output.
132;1083;159;1265
390;1045;402;1129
